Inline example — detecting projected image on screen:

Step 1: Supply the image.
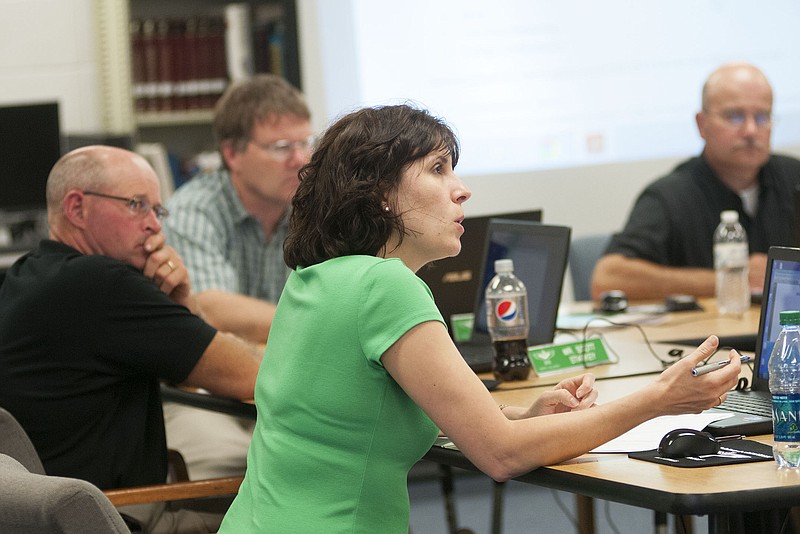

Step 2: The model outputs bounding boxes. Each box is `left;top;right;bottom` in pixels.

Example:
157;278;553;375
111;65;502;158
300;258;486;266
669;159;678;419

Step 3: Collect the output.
314;0;800;177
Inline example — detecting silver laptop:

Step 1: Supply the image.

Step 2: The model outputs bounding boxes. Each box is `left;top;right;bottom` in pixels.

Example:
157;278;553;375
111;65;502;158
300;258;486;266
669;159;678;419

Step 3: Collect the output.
705;246;800;437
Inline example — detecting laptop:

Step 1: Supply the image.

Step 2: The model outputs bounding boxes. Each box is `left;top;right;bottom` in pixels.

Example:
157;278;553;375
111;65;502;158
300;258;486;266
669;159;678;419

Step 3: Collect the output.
455;219;571;373
704;246;800;437
418;210;542;325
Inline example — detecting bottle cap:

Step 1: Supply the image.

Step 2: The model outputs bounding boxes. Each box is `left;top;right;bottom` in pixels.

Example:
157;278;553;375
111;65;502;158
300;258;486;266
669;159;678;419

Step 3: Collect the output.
720;210;739;223
494;259;514;273
780;310;800;325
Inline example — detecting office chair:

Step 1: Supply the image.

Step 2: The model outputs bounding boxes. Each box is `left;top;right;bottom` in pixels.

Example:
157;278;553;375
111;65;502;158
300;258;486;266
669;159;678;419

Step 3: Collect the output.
0;407;243;529
568;233;611;301
0;453;129;534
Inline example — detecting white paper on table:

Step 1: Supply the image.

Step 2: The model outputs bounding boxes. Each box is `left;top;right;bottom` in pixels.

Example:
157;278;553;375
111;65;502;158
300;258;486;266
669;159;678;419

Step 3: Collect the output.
590;412;735;453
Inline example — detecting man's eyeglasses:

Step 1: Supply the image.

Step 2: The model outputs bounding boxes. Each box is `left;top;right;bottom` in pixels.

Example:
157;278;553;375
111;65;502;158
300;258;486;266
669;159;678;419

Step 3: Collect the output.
83;191;169;221
707;109;773;129
249;136;314;162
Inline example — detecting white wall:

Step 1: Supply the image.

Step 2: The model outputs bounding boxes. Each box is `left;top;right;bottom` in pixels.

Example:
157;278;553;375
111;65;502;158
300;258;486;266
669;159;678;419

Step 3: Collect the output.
296;0;800;242
298;0;639;235
0;0;102;134
3;0;800;241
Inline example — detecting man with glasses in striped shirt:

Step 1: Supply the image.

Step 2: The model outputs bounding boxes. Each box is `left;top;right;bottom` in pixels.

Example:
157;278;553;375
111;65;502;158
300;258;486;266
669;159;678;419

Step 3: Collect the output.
163;74;313;479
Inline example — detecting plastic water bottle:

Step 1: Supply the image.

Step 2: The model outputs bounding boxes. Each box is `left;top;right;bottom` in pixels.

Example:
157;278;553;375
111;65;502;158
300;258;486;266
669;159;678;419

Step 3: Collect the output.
769;310;800;468
713;210;749;316
485;259;531;381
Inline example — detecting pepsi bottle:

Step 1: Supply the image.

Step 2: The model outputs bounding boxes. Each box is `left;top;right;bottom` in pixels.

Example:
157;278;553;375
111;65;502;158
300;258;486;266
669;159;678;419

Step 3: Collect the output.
485;259;531;381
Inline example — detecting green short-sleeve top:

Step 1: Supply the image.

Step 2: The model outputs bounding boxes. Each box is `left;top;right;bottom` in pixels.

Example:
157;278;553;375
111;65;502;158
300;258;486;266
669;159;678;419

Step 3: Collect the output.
219;256;444;533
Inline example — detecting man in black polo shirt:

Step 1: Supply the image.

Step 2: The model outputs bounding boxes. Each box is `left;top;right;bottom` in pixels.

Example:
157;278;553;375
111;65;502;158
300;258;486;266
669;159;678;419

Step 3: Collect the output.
592;62;800;301
0;145;261;533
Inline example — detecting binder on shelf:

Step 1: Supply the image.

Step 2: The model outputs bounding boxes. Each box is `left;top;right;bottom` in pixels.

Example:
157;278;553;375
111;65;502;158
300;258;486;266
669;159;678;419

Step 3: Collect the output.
141;19;159;113
155;18;175;112
130;19;147;113
184;17;202;110
169;19;188;111
224;3;254;82
208;16;228;107
196;16;227;109
196;17;213;109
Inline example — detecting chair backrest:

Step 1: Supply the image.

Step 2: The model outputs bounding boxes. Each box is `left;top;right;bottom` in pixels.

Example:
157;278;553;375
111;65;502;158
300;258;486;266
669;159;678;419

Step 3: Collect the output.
0;405;243;531
0;453;129;534
568;234;611;301
0;407;45;475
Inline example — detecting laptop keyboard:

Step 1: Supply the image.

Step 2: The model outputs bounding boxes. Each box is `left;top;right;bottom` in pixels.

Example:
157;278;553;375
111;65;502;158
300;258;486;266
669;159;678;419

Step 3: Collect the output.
457;343;493;373
718;391;773;418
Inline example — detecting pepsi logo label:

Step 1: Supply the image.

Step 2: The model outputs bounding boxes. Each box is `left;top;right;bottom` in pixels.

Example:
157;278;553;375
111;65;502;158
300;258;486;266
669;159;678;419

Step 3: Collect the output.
495;300;518;321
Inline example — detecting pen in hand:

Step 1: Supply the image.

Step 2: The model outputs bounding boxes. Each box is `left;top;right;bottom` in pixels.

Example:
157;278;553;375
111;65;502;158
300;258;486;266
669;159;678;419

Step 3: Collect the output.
691;355;752;376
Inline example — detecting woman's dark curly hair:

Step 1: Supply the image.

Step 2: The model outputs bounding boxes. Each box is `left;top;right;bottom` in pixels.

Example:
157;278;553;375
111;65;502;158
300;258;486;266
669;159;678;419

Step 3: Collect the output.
284;104;460;269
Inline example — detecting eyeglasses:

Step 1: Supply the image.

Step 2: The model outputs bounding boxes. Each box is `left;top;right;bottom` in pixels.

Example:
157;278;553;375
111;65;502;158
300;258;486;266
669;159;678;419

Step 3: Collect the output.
83;191;169;221
706;109;773;129
249;136;314;161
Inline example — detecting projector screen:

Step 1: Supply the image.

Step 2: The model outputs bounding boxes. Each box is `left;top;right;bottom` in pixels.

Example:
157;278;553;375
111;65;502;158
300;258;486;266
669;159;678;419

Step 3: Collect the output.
307;0;800;177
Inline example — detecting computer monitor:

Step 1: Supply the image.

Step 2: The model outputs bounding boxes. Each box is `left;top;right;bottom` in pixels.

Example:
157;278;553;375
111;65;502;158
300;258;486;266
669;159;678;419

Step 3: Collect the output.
0;102;61;213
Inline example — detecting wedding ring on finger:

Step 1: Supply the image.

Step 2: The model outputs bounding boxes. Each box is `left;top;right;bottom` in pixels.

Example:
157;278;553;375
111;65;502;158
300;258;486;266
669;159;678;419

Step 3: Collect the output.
167;260;176;272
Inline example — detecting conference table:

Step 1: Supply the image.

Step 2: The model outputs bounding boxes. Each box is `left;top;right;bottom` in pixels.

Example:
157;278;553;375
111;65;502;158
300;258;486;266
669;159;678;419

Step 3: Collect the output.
424;300;800;534
163;299;786;534
478;297;762;392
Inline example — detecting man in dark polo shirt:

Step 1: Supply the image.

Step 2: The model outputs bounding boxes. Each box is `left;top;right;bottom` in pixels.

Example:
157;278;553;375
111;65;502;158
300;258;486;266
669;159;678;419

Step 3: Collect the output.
592;62;800;301
0;145;261;533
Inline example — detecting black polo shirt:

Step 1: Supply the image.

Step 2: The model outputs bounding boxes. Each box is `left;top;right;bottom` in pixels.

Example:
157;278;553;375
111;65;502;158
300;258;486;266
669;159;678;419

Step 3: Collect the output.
606;154;800;267
0;240;216;489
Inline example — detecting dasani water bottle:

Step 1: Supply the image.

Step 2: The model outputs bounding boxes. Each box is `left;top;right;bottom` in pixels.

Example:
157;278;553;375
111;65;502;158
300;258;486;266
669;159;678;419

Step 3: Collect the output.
769;310;800;468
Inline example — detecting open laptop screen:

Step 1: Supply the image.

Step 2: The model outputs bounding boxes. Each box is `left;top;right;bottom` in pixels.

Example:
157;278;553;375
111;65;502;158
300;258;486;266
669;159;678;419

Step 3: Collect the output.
472;219;571;347
418;210;541;326
754;247;800;386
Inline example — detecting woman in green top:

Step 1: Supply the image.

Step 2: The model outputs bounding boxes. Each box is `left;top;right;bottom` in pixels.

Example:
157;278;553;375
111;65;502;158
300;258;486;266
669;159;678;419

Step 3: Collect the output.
219;104;741;533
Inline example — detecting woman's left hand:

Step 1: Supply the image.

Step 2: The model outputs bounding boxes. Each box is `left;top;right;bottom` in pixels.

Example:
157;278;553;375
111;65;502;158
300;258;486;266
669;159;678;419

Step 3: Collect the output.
526;373;598;416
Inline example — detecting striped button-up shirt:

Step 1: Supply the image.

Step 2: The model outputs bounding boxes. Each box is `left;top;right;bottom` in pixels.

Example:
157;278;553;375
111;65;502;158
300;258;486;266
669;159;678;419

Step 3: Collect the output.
164;169;291;303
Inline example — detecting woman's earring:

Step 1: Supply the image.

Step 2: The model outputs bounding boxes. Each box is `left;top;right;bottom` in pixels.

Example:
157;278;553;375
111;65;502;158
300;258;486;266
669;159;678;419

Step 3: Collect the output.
383;205;390;212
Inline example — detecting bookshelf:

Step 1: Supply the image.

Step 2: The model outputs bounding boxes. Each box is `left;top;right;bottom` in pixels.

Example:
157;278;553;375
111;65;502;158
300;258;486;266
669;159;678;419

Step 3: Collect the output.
128;0;299;121
94;0;301;165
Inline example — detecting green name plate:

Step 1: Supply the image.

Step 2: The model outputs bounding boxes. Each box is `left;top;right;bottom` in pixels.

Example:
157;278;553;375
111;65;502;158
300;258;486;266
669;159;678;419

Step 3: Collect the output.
528;338;615;376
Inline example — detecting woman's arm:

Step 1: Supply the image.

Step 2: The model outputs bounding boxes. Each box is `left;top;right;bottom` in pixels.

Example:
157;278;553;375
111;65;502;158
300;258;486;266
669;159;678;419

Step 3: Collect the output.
382;324;739;481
